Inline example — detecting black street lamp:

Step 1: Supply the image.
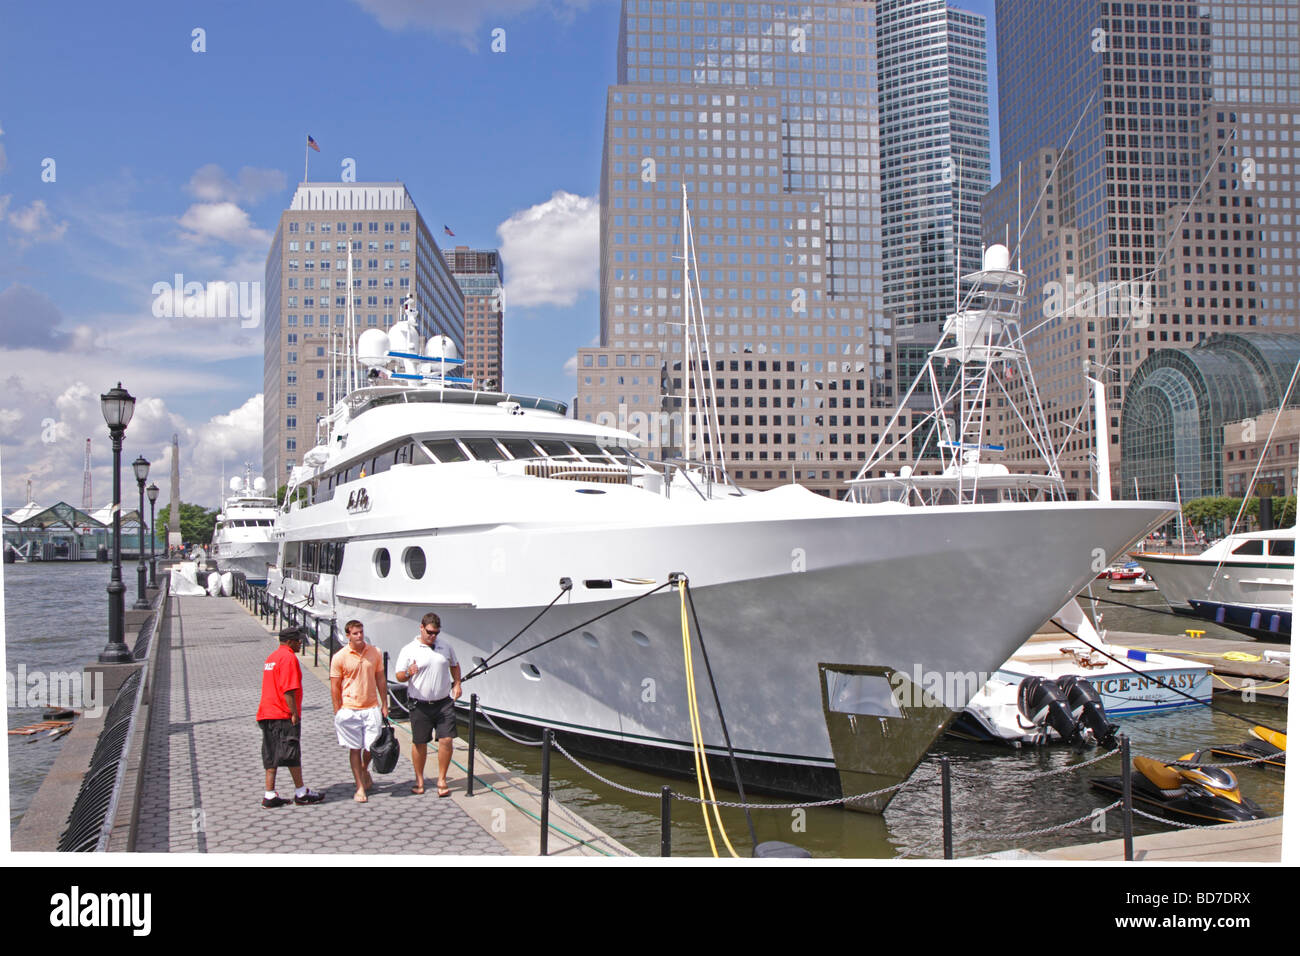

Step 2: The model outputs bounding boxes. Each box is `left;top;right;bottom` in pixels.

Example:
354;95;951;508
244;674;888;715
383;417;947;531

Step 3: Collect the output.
99;382;135;664
147;482;159;588
132;456;150;609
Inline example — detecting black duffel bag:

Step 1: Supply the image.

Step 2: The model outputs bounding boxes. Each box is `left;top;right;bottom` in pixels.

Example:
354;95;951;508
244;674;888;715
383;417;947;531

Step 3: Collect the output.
369;718;400;774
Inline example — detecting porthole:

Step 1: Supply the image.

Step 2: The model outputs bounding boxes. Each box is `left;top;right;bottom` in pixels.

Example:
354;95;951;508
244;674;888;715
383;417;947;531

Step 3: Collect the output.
582;631;599;648
403;546;426;579
631;630;650;647
521;663;542;681
576;488;606;495
374;548;391;578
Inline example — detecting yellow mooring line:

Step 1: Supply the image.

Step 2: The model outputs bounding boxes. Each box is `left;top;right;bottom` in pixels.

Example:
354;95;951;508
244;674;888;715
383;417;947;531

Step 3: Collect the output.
679;580;738;858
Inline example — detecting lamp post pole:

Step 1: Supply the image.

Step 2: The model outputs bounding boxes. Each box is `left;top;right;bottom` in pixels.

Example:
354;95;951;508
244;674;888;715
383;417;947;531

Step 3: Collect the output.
132;456;150;609
99;383;135;664
147;482;159;588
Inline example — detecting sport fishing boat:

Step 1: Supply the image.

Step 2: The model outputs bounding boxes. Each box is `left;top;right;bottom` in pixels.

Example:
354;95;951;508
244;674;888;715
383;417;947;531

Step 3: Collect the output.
846;246;1190;747
266;266;1175;809
211;469;277;586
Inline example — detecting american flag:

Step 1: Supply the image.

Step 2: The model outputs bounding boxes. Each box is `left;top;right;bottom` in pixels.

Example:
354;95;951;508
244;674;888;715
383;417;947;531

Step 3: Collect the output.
307;135;320;152
443;225;455;237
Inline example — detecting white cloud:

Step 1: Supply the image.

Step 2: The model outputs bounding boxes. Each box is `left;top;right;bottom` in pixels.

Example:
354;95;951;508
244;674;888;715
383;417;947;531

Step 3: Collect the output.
5;198;68;244
186;164;287;204
1;380;263;512
562;355;578;376
178;201;272;246
496;191;598;308
353;0;592;49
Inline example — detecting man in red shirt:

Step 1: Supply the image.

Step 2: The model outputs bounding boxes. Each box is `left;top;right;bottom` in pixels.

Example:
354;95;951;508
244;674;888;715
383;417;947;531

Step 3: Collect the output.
257;627;324;808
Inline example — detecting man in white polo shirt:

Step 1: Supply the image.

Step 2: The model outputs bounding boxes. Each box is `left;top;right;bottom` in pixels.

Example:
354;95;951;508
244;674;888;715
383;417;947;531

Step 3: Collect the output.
395;612;462;796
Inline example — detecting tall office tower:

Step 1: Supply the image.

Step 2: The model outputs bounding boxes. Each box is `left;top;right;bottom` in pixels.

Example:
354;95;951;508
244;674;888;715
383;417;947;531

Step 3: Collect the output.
982;0;1300;499
583;0;899;497
876;0;990;406
263;183;465;487
442;246;505;390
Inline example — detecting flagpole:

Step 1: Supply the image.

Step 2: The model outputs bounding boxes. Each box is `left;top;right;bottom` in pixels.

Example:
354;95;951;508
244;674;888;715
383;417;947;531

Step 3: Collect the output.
304;141;309;183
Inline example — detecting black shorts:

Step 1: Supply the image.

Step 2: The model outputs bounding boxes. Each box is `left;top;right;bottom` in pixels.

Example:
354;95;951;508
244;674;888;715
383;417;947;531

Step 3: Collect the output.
259;718;300;769
409;697;457;745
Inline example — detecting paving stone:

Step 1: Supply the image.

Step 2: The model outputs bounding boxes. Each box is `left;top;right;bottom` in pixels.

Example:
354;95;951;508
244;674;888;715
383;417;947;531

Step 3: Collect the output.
134;596;507;855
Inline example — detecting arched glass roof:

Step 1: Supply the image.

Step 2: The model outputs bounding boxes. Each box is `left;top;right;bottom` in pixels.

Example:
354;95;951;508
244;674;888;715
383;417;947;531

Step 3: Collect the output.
1120;333;1300;502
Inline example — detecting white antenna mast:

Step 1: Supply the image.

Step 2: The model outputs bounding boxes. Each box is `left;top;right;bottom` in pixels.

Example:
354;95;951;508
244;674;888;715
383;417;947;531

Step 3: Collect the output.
346;246;356;395
681;184;693;463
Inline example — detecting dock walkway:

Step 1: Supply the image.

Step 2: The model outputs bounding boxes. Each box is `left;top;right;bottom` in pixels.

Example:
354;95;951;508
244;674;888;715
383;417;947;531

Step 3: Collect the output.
134;595;626;856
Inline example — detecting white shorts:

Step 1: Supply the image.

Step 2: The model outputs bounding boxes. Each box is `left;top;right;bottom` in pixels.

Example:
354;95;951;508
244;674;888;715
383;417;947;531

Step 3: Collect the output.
334;705;382;750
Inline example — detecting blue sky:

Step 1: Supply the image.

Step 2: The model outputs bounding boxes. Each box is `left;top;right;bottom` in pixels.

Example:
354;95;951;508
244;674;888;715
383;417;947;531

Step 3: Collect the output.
0;0;997;508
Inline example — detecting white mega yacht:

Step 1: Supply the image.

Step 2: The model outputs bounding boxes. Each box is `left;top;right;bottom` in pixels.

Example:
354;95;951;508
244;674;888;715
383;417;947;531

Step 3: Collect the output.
265;287;1175;809
211;470;277;586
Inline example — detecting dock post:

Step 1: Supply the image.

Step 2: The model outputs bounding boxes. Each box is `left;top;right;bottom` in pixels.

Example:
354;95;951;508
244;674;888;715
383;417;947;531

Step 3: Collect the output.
466;694;478;796
941;756;953;860
661;786;672;857
539;728;552;856
1120;734;1134;861
313;618;320;667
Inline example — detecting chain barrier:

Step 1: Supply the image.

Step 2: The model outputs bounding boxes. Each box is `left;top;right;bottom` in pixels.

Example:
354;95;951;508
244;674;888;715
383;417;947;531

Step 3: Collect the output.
951;745;1122;780
1131;808;1279;831
478;708;546;747
549;736;910;810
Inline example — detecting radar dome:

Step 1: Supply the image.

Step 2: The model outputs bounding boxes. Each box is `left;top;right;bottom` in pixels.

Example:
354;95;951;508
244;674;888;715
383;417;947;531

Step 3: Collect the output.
983;244;1011;271
388;322;418;354
426;335;461;366
357;329;391;367
229;476;243;492
252;477;267;493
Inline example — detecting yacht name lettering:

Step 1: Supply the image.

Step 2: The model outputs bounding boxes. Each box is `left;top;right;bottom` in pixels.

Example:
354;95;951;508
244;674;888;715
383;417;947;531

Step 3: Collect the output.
346;488;371;513
1097;674;1195;695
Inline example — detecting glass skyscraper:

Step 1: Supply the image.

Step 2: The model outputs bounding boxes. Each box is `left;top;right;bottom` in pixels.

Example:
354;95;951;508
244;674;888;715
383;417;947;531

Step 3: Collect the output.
983;0;1300;498
582;0;988;495
877;0;990;399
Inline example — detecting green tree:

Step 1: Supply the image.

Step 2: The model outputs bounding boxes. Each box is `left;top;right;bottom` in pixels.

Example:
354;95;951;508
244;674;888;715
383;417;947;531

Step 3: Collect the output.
155;501;220;545
276;484;307;507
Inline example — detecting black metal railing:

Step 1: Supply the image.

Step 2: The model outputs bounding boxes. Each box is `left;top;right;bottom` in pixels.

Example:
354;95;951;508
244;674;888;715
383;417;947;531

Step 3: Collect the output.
57;667;146;852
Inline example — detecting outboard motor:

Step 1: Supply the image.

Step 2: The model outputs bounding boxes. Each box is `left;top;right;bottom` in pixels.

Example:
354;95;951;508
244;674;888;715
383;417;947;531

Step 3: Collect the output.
1058;675;1119;748
1016;677;1083;745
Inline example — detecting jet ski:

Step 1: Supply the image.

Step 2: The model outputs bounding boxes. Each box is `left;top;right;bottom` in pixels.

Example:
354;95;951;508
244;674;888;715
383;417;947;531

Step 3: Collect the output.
1090;755;1269;825
1185;726;1286;772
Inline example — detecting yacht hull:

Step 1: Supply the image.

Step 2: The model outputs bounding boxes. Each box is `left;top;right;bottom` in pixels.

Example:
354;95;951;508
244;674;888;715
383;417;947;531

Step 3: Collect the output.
280;497;1175;808
1135;552;1293;610
213;541;277;586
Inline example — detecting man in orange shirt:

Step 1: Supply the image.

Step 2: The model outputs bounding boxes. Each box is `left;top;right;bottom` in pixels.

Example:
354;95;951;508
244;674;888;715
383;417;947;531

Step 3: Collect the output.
329;620;388;803
257;627;324;807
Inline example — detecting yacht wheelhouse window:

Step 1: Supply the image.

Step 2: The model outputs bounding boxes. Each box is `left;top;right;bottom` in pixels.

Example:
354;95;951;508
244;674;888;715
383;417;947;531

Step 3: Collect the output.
571;441;615;463
1269;539;1294;557
500;438;542;460
1232;539;1264;556
462;438;506;461
536;439;576;459
424;439;467;463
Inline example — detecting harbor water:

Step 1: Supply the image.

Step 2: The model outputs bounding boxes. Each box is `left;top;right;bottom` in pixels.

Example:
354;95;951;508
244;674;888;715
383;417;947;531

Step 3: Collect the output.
5;561;116;832
4;566;1287;854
